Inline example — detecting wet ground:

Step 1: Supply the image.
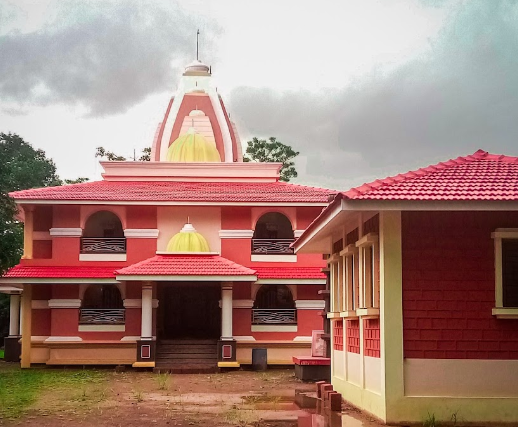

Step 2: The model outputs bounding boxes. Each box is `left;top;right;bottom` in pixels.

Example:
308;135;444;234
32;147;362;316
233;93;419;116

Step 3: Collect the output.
0;366;384;426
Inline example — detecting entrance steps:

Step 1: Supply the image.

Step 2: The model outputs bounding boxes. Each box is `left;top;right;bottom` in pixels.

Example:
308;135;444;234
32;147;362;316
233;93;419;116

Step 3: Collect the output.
154;339;218;373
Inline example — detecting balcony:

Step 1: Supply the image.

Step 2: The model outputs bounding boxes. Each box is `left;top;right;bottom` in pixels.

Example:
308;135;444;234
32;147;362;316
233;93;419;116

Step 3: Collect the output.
79;308;125;324
80;237;126;254
251;239;295;255
252;308;297;325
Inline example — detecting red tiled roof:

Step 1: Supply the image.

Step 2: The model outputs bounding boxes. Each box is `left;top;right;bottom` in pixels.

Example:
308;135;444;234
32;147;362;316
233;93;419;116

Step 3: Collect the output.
115;254;257;278
342;149;518;201
9;181;334;203
253;267;326;280
2;265;116;279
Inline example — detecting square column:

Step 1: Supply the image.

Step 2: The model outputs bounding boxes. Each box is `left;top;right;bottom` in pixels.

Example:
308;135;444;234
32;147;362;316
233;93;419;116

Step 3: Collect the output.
20;284;32;368
218;282;238;368
134;282;156;368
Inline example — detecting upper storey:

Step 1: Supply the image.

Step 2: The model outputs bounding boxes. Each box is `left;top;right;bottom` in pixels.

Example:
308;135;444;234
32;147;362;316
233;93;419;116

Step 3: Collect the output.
150;59;243;163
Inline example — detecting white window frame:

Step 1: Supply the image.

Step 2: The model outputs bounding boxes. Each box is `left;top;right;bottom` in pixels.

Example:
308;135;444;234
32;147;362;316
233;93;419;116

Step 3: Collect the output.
327;254;341;317
339;244;358;318
355;232;380;318
491;228;518;319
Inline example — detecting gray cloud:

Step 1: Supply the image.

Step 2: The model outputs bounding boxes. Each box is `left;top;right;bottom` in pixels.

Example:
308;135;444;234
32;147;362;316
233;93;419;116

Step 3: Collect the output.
0;1;220;116
229;1;518;187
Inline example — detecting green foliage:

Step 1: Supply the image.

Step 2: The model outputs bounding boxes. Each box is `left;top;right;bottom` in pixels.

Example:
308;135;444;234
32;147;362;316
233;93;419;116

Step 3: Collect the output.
96;146;151;161
0;367;105;418
63;177;89;184
243;137;299;182
423;412;437;427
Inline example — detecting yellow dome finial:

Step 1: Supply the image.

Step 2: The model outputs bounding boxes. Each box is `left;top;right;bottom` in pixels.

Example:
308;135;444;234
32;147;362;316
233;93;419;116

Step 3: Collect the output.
166;129;221;163
166;221;210;252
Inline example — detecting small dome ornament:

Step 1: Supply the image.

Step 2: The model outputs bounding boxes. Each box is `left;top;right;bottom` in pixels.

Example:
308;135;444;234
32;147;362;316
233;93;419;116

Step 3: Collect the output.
166;221;210;252
166;128;221;162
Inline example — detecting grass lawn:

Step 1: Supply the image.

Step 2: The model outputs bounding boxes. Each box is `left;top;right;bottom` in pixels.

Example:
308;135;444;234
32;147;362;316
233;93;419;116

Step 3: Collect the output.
0;365;106;419
0;349;4;359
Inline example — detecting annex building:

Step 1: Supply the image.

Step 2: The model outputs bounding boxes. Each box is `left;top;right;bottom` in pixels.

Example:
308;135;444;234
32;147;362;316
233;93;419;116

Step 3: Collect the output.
0;59;335;371
295;150;518;424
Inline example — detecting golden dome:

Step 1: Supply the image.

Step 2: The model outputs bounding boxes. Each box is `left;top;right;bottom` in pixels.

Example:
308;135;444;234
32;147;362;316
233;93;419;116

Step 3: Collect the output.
166;222;210;252
166;128;221;162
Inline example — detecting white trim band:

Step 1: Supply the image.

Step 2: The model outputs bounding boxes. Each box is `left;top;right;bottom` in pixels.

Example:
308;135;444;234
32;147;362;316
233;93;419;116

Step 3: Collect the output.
79;324;125;332
32;300;49;309
232;299;254;308
49;228;82;237
123;299;159;308
44;336;83;342
219;230;254;239
79;254;127;262
48;299;82;308
295;300;326;310
251;255;297;263
124;229;159;238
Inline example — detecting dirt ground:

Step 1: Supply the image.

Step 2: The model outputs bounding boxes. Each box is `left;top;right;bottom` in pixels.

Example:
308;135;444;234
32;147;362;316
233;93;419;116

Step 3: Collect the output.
0;365;385;427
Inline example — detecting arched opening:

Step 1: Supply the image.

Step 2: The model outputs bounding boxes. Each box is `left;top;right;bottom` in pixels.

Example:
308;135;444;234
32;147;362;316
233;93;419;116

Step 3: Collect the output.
81;211;126;253
252;285;297;325
252;212;295;255
80;285;125;324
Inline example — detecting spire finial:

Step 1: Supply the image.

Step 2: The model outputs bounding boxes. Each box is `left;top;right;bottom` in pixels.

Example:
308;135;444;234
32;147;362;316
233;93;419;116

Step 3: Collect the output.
196;29;200;61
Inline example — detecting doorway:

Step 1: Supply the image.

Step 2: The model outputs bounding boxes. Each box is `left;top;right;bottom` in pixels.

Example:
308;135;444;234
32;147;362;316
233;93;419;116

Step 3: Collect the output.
158;283;221;340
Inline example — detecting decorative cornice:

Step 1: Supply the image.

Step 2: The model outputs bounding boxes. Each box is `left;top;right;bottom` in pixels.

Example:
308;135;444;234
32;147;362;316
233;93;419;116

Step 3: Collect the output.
219;230;254;239
295;300;326;310
123;299;159;308
49;228;82;237
124;229;159;238
232;299;254;309
44;336;83;342
294;230;306;238
48;299;82;308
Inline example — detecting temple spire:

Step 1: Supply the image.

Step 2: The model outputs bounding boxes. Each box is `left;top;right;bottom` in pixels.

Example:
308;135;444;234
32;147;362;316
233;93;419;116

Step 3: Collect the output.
196;29;200;61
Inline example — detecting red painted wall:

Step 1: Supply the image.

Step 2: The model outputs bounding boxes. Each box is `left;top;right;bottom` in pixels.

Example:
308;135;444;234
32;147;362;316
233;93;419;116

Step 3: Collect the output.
347;319;360;353
364;318;380;358
297;207;325;229
126;206;157;229
402;211;518;359
32;310;51;336
333;319;344;351
53;206;80;228
221;207;251;229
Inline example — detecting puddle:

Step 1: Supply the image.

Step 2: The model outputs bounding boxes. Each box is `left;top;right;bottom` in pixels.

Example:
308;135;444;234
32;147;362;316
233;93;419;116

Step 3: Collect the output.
253;390;368;427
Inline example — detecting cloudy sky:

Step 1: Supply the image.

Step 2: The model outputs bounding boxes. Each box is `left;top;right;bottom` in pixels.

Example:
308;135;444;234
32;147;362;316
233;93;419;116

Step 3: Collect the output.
1;0;517;190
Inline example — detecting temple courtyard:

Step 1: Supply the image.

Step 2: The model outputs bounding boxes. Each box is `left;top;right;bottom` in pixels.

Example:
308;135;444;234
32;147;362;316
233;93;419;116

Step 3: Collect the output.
0;363;382;427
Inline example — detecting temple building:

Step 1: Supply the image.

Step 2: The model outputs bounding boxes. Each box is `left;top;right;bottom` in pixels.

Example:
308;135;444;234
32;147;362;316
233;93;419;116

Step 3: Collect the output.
0;59;335;371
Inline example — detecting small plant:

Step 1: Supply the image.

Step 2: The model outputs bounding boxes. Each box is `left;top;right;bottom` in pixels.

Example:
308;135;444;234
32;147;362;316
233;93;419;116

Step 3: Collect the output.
156;373;170;391
423;412;437;427
132;389;144;403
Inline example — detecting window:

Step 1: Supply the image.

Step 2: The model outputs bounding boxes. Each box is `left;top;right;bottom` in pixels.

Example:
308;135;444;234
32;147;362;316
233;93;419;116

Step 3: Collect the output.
82;211;125;254
492;229;518;318
340;244;359;316
252;285;296;324
355;232;379;317
80;285;125;324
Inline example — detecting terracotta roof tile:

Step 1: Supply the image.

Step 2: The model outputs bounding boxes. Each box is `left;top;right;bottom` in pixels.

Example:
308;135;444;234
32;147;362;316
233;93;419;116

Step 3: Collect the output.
2;265;116;279
115;254;256;277
9;181;334;203
342;149;518;201
253;267;326;280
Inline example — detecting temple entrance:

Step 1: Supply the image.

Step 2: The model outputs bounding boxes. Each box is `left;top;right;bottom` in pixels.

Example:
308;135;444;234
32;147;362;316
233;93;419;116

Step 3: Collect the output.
158;283;221;340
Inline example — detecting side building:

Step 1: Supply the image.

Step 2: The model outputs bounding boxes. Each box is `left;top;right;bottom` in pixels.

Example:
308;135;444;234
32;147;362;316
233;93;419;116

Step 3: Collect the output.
0;59;335;371
295;150;518;425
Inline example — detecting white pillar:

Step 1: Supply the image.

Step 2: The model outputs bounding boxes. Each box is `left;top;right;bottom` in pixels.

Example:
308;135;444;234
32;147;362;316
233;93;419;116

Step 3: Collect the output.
141;283;153;340
221;282;233;341
9;293;21;336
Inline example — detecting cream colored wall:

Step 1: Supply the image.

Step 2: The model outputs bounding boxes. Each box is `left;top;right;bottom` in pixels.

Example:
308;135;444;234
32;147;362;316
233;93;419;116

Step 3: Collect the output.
405;358;518;397
332;349;345;380
157;206;221;253
346;351;361;386
236;342;311;365
364;356;382;394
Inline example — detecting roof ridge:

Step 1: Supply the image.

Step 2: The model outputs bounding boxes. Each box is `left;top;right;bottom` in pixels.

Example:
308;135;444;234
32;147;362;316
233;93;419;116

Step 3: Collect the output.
342;149;490;200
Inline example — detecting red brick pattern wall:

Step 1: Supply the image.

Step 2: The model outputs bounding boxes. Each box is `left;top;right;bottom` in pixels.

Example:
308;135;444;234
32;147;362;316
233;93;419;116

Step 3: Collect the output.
347;319;360;353
333;319;344;351
364;318;381;358
402;211;518;359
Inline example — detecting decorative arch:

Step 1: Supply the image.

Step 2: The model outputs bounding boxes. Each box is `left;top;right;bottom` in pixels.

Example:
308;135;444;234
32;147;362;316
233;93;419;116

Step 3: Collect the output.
253;284;295;310
82;284;124;309
252;212;294;240
83;210;124;238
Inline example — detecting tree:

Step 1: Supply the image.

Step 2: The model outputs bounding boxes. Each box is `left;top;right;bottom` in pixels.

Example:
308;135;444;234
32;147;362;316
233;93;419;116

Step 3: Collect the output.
63;177;89;185
0;133;62;338
95;146;151;161
243;137;299;182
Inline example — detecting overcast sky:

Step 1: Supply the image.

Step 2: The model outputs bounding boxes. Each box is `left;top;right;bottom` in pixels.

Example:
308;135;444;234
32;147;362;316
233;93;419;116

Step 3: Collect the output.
1;0;517;190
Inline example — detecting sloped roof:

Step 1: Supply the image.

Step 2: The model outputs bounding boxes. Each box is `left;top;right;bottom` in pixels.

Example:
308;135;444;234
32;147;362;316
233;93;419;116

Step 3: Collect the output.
1;265;116;279
9;181;334;204
253;267;326;280
115;254;257;280
342;149;518;201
